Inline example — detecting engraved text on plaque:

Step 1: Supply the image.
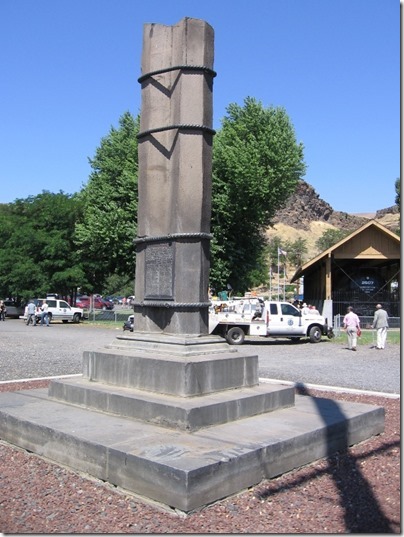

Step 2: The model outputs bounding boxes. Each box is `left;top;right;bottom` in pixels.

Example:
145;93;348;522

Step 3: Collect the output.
144;242;174;299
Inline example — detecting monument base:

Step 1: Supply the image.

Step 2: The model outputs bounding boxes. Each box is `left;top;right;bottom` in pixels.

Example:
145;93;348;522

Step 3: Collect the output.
81;343;259;396
0;385;384;512
0;335;385;512
48;376;295;431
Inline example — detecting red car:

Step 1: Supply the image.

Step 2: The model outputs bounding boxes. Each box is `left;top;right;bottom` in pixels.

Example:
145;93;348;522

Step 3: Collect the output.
76;296;114;310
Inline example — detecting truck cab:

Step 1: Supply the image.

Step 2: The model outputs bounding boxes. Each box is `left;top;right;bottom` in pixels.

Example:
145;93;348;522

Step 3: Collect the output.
263;301;330;342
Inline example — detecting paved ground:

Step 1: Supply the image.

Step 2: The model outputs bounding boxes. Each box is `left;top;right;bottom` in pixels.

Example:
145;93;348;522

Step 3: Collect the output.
0;318;400;394
246;337;400;395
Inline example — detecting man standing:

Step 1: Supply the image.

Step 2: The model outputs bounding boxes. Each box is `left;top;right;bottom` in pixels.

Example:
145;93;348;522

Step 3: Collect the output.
343;306;360;351
372;304;389;350
40;300;49;326
26;300;37;326
0;300;6;321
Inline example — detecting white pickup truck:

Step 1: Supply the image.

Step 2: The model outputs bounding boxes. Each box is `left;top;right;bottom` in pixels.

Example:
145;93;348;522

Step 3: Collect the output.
22;298;86;324
209;298;333;345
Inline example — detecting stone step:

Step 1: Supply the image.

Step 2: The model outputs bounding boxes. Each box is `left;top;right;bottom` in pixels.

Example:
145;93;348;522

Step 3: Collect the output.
0;386;384;512
110;333;237;357
48;377;295;431
82;348;259;396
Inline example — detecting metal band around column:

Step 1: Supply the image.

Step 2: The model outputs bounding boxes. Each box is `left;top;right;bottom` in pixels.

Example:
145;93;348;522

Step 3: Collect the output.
138;64;217;84
133;301;211;309
137;124;216;140
134;232;213;245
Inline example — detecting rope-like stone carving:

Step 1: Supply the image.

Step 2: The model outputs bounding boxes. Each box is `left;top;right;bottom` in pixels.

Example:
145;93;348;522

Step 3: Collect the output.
134;232;213;244
138;64;217;84
137;123;215;140
133;301;211;309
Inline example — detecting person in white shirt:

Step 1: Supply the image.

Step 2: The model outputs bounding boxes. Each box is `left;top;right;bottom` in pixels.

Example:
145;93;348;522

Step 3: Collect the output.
343;306;360;351
40;300;49;326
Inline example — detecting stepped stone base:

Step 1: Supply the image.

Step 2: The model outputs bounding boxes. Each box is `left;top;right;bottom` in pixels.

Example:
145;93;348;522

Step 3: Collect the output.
81;346;258;397
0;338;385;512
0;386;384;512
48;377;295;431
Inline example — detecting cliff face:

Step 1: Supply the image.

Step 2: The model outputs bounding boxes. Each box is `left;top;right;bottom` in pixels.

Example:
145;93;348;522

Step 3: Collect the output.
266;180;399;261
272;181;369;231
375;205;399;218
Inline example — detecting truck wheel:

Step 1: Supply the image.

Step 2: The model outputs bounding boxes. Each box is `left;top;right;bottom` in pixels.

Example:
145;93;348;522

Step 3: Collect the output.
226;326;245;345
309;326;322;343
73;313;81;323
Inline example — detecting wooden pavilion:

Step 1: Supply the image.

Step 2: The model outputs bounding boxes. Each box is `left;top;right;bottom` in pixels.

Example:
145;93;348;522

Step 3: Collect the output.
290;220;400;321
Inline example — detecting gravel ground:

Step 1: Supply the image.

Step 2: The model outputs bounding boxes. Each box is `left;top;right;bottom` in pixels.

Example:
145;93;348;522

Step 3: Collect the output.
0;319;400;533
0;319;118;382
0;319;400;394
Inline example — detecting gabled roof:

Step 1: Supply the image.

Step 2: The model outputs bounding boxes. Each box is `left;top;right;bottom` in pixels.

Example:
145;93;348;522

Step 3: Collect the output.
290;219;400;282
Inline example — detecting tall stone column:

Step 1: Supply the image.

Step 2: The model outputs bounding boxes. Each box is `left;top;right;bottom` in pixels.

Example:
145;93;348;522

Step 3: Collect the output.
134;18;215;336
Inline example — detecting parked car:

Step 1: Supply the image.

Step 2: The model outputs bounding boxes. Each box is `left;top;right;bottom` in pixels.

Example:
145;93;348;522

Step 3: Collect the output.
22;298;85;323
101;297;114;310
108;296;124;305
76;296;114;311
3;300;25;319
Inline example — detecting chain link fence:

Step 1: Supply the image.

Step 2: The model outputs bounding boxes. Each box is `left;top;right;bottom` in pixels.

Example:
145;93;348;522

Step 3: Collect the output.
83;309;133;324
333;314;400;336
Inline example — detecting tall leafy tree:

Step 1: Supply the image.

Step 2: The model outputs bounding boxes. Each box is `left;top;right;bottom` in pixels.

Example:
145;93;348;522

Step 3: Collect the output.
0;192;85;300
210;97;306;293
75;112;139;292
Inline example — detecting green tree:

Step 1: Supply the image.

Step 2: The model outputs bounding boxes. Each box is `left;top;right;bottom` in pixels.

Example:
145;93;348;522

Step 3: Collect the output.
75;112;139;292
0;192;86;300
210;97;306;293
102;273;134;298
315;228;351;252
286;237;308;267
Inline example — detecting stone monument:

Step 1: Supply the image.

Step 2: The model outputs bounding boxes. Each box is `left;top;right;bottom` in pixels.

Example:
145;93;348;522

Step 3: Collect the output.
0;18;385;513
134;16;214;338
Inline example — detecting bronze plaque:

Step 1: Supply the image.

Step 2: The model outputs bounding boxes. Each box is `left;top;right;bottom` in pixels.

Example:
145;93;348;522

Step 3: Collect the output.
144;242;174;299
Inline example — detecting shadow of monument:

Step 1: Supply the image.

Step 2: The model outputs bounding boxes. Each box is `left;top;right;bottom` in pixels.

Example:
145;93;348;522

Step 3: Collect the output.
257;383;395;532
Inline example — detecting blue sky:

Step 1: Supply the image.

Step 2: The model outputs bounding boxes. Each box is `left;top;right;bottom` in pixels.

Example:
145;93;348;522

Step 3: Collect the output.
1;0;399;214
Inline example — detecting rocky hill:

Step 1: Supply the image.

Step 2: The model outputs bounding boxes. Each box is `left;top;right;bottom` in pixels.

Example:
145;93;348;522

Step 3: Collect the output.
266;180;399;262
